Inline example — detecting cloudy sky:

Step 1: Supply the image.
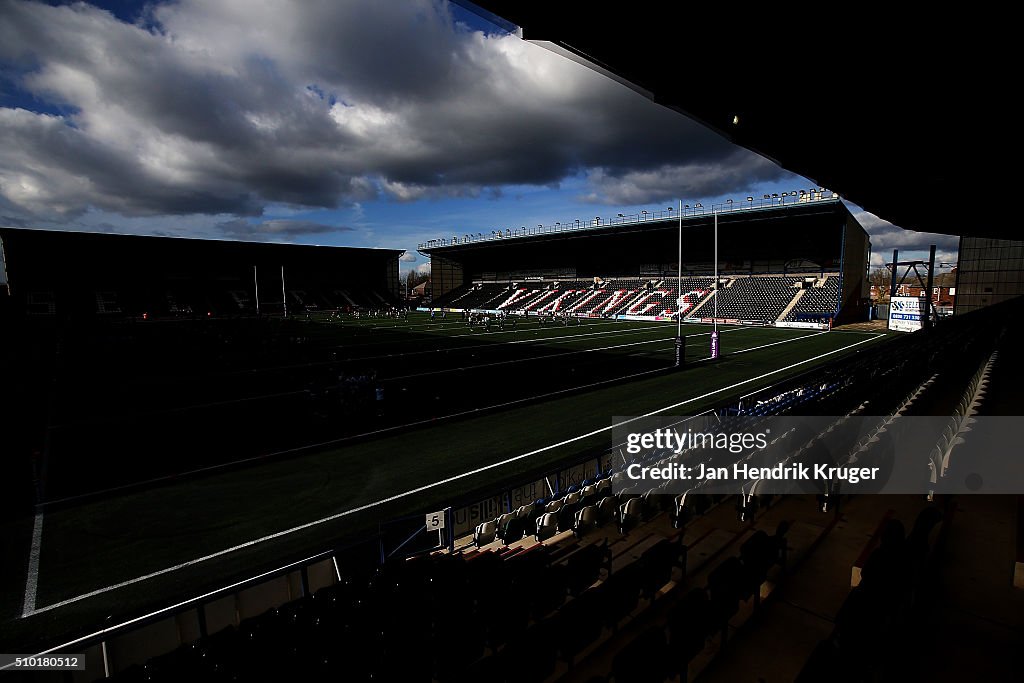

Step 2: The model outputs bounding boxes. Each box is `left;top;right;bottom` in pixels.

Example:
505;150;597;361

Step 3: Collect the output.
0;0;955;274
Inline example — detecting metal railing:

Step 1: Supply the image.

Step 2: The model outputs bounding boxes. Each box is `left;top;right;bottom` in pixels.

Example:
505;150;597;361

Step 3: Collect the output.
418;192;840;250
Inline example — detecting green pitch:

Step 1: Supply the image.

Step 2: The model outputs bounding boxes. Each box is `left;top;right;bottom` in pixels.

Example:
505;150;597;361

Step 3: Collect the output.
1;313;889;649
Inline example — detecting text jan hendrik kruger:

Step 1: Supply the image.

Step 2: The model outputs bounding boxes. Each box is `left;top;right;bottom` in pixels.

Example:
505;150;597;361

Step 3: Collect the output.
625;461;879;484
623;428;880;483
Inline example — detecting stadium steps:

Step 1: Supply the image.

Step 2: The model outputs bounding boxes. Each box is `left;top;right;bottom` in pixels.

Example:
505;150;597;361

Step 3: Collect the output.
776;287;807;321
684;289;717;319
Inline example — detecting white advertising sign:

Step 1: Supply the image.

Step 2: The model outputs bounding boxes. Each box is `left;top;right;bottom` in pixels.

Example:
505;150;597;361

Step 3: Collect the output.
888;296;925;332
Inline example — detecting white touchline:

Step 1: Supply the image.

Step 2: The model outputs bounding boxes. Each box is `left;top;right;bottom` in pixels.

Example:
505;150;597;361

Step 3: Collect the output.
21;509;43;618
27;331;883;619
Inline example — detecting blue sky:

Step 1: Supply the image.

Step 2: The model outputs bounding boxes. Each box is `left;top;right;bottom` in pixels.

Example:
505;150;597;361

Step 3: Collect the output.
0;0;958;275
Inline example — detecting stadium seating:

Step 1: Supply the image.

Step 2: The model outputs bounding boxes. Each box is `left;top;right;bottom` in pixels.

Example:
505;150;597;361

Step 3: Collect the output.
433;273;841;323
784;276;840;321
710;275;800;322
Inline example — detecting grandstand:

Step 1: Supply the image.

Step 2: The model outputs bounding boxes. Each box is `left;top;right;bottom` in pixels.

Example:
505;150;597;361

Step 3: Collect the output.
422;196;870;327
0;228;402;320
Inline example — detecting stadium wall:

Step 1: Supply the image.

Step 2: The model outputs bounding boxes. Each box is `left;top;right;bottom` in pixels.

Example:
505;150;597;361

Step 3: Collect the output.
0;228;402;319
431;253;464;302
954;236;1024;315
838;214;871;323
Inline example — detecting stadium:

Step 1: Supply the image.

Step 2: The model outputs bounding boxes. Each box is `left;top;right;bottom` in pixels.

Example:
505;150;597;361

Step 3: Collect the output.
0;2;1021;683
421;193;869;327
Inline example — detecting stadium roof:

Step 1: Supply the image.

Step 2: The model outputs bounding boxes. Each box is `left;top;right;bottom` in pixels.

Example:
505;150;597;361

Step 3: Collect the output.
420;194;856;253
457;2;1009;240
0;226;403;257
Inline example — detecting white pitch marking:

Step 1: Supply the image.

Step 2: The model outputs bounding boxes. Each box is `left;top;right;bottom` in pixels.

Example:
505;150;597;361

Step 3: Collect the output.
21;509;43;617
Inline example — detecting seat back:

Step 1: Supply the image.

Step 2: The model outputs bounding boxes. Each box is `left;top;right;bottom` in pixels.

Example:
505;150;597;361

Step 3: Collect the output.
573;505;599;538
576;505;599;526
536;513;558;541
473;520;497;546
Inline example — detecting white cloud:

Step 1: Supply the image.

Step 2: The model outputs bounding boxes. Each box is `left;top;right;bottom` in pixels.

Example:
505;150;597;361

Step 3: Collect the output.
853;209;959;268
0;0;787;228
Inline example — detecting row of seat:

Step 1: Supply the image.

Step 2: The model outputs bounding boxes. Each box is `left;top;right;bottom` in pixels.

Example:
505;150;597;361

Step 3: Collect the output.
458;519;788;683
712;276;800;322
96;535;621;683
27;285;398;319
452;534;687;683
93;440;805;683
474;478;622;545
435;274;843;321
784;278;840;320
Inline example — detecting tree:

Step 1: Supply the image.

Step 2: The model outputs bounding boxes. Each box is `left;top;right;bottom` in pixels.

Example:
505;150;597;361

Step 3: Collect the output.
405;268;430;296
868;267;892;300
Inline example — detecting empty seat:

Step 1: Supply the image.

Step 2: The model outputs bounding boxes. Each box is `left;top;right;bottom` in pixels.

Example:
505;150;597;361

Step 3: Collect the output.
474;519;498;547
667;588;712;671
639;538;678;597
672;492;692;529
707;556;744;640
496;512;524;544
604;563;644;626
501;619;558;683
618;497;643;534
566;541;608;596
573;505;599;538
556;590;603;664
597;495;618;525
612;626;671;683
536;512;559;541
